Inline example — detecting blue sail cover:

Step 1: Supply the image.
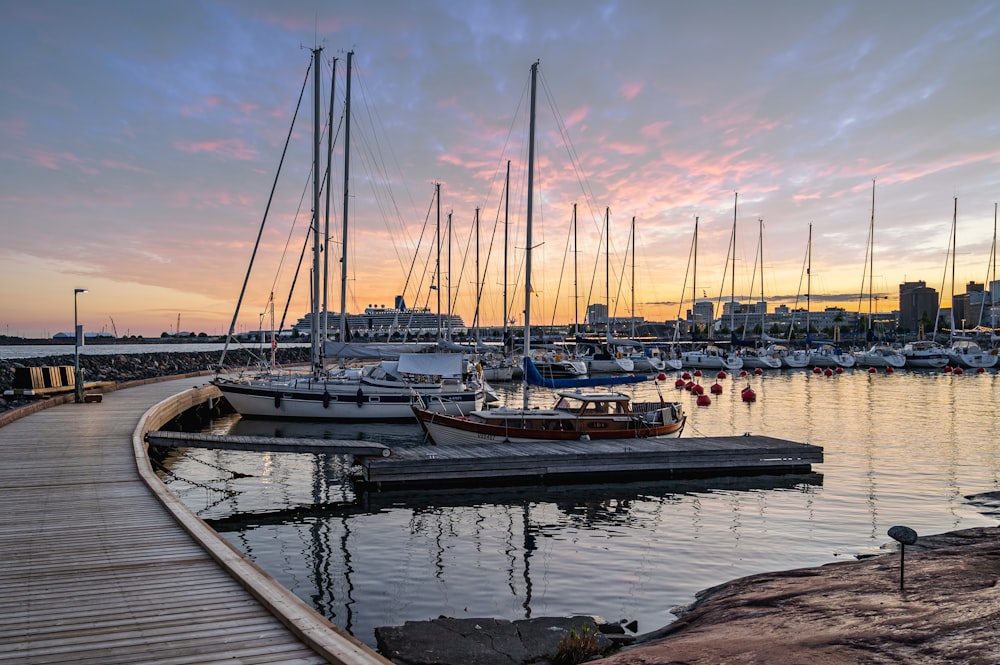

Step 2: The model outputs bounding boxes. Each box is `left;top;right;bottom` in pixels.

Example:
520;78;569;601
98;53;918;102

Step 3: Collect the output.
523;357;649;388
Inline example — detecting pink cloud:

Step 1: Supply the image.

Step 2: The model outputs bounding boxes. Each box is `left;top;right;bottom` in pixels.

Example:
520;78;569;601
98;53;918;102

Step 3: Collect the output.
565;105;589;128
27;149;81;171
174;138;256;160
620;81;642;101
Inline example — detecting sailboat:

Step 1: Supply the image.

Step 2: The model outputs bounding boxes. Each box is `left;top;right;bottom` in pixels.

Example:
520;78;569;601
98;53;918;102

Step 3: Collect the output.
942;197;998;369
853;179;905;369
803;224;856;368
411;62;685;444
736;218;782;370
213;49;484;420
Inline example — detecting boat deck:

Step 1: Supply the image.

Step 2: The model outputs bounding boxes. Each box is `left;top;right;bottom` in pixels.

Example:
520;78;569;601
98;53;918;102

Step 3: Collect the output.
0;377;387;665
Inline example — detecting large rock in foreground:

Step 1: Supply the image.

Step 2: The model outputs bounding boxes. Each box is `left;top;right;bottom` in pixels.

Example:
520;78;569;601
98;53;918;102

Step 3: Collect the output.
595;525;999;665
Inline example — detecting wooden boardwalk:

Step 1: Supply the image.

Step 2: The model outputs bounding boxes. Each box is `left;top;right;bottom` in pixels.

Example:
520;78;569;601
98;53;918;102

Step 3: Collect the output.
0;377;388;665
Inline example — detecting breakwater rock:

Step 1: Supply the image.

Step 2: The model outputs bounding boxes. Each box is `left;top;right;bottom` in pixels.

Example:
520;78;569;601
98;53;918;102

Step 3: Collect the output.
0;348;312;413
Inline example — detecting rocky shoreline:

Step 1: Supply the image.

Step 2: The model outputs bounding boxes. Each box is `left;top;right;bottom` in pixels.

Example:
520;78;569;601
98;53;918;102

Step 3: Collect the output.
0;348;312;413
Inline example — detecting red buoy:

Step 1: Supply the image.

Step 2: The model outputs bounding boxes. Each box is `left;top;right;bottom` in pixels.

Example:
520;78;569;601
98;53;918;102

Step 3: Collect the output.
696;394;712;406
754;367;763;375
693;369;703;377
682;371;692;380
685;381;696;391
954;367;964;375
675;378;686;388
835;367;844;374
693;383;705;395
717;371;727;380
885;366;894;374
710;382;723;394
824;368;834;376
944;365;953;373
741;385;756;402
812;366;822;374
739;370;748;377
977;367;986;374
868;367;877;374
657;372;668;381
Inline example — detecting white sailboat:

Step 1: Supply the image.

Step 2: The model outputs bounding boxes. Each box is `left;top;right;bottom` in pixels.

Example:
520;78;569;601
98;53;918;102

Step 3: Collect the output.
942;197;999;369
213;49;484;420
803;224;856;368
411;61;684;443
854;179;905;369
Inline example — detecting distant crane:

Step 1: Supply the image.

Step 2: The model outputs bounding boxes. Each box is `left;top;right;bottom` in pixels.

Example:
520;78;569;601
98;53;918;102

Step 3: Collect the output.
108;316;119;338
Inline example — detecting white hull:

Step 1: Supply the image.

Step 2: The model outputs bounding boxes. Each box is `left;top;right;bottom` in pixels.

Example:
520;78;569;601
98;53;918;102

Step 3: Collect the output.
587;357;635;373
214;374;483;421
738;352;782;370
808;349;856;368
947;351;998;369
854;348;906;368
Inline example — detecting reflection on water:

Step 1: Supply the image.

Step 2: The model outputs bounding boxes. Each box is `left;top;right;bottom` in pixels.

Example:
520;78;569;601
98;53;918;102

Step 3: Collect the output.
162;369;1000;647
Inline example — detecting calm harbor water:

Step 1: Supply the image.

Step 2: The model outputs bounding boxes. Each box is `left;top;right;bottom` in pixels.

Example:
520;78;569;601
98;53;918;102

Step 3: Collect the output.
164;368;1000;648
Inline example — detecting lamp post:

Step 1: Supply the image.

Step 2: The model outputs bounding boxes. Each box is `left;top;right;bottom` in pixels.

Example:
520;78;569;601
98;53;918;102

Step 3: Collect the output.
74;288;88;402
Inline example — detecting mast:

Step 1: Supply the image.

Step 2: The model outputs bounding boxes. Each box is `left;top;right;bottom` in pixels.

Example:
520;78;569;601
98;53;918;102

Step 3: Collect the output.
573;203;579;335
447;210;453;342
759;218;767;340
321;55;336;369
474;207;481;347
523;60;538;409
868;178;876;332
806;222;812;340
692;216;698;338
435;182;441;343
630;216;636;339
310;46;322;374
503;160;510;346
338;50;353;344
730;192;737;336
951;196;957;337
605;206;611;342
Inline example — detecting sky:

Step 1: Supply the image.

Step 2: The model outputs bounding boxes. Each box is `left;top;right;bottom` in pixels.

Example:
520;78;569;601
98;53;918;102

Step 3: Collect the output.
2;1;999;338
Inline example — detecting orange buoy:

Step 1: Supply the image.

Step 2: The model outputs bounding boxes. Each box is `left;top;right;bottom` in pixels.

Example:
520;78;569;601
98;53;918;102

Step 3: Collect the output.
710;382;723;394
696;394;712;406
741;385;756;402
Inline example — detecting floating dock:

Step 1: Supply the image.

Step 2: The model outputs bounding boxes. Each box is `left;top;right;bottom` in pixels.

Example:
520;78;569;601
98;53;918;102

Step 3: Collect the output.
357;435;822;489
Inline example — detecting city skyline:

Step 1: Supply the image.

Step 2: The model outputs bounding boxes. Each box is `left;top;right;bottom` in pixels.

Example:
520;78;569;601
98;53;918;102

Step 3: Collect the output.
2;1;999;338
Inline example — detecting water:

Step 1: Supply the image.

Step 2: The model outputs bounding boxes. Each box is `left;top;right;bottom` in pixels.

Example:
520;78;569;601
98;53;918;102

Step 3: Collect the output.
163;369;1000;648
0;342;309;360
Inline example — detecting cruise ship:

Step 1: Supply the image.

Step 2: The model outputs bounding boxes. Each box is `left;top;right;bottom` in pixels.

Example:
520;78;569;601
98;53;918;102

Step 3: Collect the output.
292;296;466;337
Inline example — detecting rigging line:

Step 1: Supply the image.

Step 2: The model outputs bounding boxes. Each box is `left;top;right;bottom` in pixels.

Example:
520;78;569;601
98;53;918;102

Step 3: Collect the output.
219;55;311;367
549;210;575;328
399;187;437;315
536;69;604;238
677;219;697;322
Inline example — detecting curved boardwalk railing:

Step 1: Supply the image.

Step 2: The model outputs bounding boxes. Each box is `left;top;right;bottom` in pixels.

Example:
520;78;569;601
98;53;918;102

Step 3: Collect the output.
0;375;389;665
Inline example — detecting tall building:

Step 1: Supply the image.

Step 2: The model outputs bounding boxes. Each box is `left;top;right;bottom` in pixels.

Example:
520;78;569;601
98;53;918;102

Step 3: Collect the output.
898;281;939;334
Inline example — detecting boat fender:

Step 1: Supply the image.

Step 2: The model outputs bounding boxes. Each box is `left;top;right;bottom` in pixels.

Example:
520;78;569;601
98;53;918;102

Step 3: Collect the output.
356;387;364;407
322;391;331;408
274;392;282;408
616;351;623;359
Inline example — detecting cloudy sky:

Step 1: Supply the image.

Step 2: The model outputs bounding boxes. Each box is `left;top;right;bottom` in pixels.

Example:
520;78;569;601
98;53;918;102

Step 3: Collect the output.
2;1;999;338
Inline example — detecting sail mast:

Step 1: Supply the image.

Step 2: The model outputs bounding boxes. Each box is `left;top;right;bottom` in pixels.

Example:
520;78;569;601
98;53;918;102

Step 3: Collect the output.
573;203;579;335
523;60;538;409
605;206;611;342
731;192;737;337
321;55;336;369
503;160;510;345
630;216;636;339
310;46;322;374
338;51;352;344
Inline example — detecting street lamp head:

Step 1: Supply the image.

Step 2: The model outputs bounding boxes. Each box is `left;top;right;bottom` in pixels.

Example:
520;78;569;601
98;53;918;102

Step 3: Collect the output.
75;288;89;294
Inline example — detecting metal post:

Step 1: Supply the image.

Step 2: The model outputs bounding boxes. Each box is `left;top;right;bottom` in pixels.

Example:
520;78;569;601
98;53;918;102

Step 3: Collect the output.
74;288;88;403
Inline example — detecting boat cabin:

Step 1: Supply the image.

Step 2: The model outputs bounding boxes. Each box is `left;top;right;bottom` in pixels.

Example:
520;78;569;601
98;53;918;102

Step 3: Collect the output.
553;391;632;416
